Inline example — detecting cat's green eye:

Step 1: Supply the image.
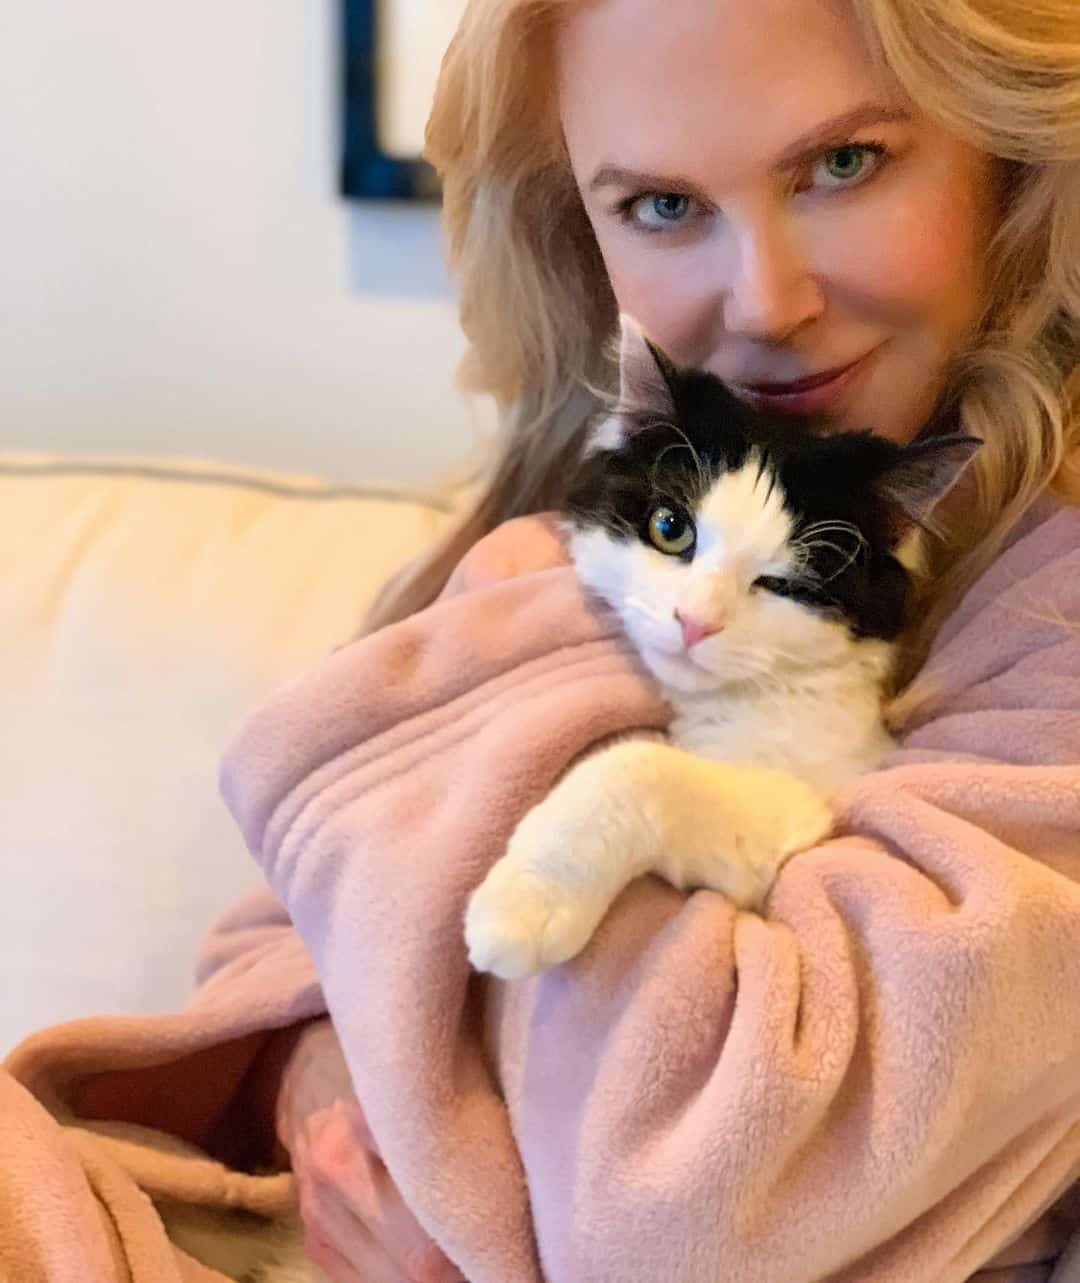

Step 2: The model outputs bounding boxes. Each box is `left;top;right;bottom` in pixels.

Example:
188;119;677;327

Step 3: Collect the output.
647;506;696;557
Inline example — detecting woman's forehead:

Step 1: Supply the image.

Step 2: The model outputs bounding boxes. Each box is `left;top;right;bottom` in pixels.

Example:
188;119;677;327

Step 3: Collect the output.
556;0;900;183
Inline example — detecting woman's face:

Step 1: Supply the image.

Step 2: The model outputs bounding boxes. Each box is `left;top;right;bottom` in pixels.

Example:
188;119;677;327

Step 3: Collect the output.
557;0;999;443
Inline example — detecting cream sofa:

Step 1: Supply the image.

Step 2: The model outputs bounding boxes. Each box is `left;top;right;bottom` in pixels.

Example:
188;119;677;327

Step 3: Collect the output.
2;451;454;1054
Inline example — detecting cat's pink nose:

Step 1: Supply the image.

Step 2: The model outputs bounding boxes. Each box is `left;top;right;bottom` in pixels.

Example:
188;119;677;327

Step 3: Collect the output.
675;609;721;649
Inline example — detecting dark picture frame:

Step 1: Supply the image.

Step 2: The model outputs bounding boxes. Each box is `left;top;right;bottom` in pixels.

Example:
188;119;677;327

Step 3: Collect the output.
340;0;442;201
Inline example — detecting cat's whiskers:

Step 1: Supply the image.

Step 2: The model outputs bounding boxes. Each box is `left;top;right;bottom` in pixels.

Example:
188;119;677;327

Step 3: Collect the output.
798;519;865;541
792;521;868;585
649;423;711;497
794;521;866;555
623;596;807;685
625;595;839;676
592;504;636;539
798;540;862;582
724;636;854;676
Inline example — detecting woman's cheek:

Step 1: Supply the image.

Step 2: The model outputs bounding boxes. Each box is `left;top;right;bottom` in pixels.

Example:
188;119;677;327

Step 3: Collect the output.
601;239;724;367
825;152;990;326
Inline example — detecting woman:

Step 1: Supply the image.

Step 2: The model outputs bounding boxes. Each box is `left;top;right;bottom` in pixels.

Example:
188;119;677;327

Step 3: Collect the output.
261;0;1080;1276
5;0;1079;1280
272;0;1080;1276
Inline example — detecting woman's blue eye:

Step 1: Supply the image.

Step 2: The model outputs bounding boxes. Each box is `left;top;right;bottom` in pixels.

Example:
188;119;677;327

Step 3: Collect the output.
652;194;690;220
626;192;694;230
811;143;886;190
616;142;886;232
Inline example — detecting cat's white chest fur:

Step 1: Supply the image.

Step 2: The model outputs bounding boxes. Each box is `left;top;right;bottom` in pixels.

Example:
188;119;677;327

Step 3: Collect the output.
665;644;895;797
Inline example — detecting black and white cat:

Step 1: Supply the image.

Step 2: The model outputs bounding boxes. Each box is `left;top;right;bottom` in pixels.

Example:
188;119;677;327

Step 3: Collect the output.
465;317;978;980
164;320;977;1283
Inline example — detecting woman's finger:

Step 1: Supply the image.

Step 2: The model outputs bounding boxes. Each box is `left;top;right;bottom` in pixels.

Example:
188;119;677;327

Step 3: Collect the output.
303;1226;369;1283
305;1203;463;1283
304;1221;410;1283
359;1156;464;1283
298;1101;463;1282
306;1154;463;1283
302;1164;371;1255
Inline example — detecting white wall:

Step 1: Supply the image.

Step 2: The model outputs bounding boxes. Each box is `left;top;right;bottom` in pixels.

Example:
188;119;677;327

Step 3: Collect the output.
0;1;488;485
380;0;467;158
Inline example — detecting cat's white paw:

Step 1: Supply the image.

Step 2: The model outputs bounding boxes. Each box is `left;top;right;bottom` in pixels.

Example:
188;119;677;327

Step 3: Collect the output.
723;785;834;910
777;786;835;860
465;860;608;980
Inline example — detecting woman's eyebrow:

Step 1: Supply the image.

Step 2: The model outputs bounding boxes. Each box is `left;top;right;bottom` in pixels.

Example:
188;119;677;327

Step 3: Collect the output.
588;103;911;195
770;103;911;170
588;166;710;200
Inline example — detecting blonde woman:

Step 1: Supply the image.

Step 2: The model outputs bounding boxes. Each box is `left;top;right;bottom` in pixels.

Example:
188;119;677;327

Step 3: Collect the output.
264;0;1080;1278
6;0;1079;1281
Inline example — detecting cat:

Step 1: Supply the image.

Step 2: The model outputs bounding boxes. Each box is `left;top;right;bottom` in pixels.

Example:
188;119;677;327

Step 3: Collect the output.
464;316;979;980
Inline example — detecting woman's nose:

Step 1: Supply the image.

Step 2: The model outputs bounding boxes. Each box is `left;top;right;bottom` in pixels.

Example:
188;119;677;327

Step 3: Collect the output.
722;217;825;344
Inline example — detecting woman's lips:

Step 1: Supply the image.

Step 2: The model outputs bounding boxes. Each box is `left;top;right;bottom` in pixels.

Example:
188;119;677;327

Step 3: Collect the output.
734;348;879;415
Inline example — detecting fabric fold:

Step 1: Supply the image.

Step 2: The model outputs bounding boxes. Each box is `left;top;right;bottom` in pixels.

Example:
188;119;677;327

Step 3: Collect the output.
219;565;672;1283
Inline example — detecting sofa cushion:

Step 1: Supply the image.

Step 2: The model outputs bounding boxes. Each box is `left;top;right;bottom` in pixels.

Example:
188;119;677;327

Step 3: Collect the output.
1;453;453;1053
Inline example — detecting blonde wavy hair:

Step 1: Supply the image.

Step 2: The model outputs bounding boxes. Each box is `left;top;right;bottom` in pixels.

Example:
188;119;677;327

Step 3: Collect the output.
370;0;1080;681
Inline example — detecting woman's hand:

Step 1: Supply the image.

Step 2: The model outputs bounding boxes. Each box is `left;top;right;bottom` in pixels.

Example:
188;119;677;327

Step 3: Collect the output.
276;1019;464;1283
441;513;569;598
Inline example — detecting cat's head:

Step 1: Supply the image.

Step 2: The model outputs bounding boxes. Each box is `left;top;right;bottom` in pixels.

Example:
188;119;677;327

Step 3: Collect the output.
566;316;979;694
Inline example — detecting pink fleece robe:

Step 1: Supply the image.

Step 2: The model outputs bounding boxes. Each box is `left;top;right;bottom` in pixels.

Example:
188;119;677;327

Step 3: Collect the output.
5;500;1080;1283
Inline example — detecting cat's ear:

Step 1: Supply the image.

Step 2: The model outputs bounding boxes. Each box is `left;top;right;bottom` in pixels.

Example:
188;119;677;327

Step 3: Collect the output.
874;434;981;544
587;315;679;454
617;314;677;419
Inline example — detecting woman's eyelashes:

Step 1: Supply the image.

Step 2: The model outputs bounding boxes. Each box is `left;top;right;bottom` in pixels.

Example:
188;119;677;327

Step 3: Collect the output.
611;140;893;233
798;140;889;195
614;190;705;234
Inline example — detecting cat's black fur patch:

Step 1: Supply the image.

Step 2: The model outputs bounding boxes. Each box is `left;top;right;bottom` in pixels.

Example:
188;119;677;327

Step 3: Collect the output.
567;360;973;642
